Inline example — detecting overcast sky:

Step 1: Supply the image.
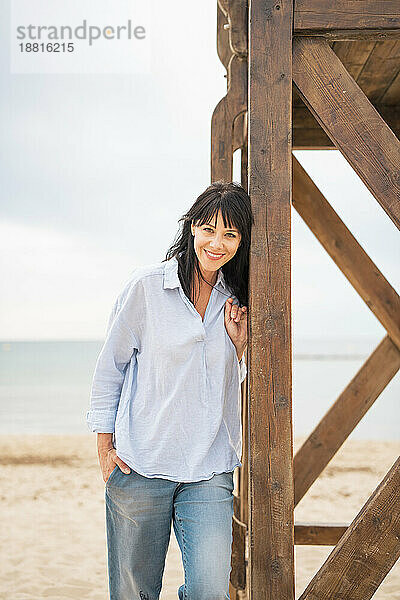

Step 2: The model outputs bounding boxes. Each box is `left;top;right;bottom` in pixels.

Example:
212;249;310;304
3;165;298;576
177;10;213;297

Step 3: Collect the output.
1;0;398;342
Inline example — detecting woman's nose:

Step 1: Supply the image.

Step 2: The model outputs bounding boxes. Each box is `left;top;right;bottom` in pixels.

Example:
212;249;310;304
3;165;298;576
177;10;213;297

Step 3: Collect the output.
210;239;223;250
210;235;224;249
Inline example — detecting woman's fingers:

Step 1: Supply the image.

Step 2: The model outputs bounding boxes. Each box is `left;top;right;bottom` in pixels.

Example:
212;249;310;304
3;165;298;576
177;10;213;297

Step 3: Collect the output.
231;304;247;323
106;449;131;475
115;459;130;474
227;298;247;323
236;306;247;322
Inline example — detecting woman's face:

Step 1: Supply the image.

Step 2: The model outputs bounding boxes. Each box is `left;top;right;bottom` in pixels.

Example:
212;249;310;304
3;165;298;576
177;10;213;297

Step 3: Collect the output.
190;210;242;276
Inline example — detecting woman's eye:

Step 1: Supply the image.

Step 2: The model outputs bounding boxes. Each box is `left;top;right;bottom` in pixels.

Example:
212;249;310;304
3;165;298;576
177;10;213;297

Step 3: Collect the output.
203;227;236;238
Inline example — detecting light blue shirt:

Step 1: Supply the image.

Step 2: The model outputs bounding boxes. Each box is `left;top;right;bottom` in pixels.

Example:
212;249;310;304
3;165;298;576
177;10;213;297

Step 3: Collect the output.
86;255;247;483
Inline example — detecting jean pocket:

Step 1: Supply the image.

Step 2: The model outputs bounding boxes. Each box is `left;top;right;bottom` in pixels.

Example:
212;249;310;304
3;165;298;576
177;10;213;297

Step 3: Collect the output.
105;464;119;486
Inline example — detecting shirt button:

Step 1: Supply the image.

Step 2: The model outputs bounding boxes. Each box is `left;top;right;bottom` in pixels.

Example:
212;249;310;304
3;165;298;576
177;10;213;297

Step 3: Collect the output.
196;336;205;342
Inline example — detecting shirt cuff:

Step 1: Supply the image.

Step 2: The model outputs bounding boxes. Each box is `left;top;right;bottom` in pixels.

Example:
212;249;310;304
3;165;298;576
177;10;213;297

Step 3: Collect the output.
238;355;247;384
86;410;116;433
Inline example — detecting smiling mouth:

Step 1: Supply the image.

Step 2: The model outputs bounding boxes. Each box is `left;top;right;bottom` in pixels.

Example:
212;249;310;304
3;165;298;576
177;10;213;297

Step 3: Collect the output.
204;249;225;259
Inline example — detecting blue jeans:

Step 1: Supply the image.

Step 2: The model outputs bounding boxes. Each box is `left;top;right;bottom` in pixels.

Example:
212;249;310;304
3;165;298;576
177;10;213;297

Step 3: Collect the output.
105;465;235;600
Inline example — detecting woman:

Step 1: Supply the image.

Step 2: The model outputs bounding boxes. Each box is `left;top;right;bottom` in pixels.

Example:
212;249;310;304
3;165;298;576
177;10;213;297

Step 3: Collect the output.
86;180;254;599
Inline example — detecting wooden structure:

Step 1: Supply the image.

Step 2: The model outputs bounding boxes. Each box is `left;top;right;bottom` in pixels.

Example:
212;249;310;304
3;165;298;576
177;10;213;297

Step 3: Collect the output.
211;1;400;598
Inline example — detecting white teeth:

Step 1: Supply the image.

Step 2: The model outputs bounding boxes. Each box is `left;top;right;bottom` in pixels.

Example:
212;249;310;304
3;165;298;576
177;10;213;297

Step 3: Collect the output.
206;250;223;257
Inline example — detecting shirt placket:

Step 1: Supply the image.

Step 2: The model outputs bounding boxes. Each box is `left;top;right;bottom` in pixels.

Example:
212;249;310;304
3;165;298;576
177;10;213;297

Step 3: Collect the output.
178;287;215;407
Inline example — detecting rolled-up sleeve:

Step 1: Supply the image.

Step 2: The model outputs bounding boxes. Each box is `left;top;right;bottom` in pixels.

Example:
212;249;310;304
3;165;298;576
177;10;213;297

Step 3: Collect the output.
86;280;141;433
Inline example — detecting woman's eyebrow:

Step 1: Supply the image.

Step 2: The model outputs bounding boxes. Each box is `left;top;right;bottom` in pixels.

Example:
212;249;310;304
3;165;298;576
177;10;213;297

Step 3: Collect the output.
205;222;239;232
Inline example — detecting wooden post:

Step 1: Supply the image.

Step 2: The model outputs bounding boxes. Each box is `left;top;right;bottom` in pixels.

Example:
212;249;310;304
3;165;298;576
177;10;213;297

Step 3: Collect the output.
248;0;294;597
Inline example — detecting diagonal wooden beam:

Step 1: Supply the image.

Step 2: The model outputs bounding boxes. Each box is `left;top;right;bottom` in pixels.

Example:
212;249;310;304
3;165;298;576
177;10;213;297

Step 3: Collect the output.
292;156;400;349
294;335;400;506
293;37;400;230
211;55;247;182
299;455;400;600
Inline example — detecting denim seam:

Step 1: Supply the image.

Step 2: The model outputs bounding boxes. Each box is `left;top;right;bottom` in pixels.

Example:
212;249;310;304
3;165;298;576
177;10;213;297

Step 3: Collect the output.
105;464;119;488
176;515;188;600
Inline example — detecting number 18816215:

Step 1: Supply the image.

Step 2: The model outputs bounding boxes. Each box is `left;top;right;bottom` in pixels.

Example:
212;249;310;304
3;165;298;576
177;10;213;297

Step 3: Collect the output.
19;42;74;52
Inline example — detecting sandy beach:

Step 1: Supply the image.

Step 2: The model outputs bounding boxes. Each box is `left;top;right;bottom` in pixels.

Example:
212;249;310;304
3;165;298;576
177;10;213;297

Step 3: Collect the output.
1;434;399;599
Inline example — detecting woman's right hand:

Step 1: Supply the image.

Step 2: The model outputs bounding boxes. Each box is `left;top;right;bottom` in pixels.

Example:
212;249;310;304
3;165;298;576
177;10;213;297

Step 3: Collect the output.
99;446;131;483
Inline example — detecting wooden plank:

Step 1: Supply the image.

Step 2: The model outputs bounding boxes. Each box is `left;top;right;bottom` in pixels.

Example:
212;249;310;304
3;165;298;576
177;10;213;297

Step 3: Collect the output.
292;132;334;148
299;456;400;600
233;111;246;152
239;132;249;594
218;0;248;58
217;2;231;70
231;520;351;547
294;336;400;506
295;30;400;42
295;523;348;546
231;495;247;590
331;40;375;80
230;112;249;598
293;105;334;147
248;0;294;598
293;37;400;230
294;1;400;34
239;131;249;600
211;55;247;181
381;69;400;104
240;112;248;185
293;104;400;147
292;157;400;349
356;41;400;103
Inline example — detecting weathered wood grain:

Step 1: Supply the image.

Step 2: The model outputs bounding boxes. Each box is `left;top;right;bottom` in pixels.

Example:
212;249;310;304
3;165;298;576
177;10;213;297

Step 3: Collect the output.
233;111;247;152
331;40;376;80
294;1;400;34
295;523;348;546
217;2;232;70
356;40;400;103
248;0;294;597
231;495;247;590
218;0;248;58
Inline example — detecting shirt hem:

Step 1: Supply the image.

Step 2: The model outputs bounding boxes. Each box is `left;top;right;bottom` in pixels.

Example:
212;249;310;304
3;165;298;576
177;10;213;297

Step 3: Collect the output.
116;450;242;483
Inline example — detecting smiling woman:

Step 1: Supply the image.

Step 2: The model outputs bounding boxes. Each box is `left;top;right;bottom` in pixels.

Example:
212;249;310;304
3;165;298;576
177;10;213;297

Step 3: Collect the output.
168;180;254;311
86;180;254;599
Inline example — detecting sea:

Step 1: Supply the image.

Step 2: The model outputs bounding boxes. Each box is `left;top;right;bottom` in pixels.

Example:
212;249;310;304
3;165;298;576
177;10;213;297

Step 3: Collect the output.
0;337;398;440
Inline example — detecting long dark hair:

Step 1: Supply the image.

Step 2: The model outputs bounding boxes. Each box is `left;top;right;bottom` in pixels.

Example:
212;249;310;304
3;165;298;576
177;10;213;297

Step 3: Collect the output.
164;181;254;307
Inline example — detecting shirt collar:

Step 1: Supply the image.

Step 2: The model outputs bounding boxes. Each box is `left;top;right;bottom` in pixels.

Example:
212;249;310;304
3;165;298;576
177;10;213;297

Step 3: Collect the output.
163;255;227;291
